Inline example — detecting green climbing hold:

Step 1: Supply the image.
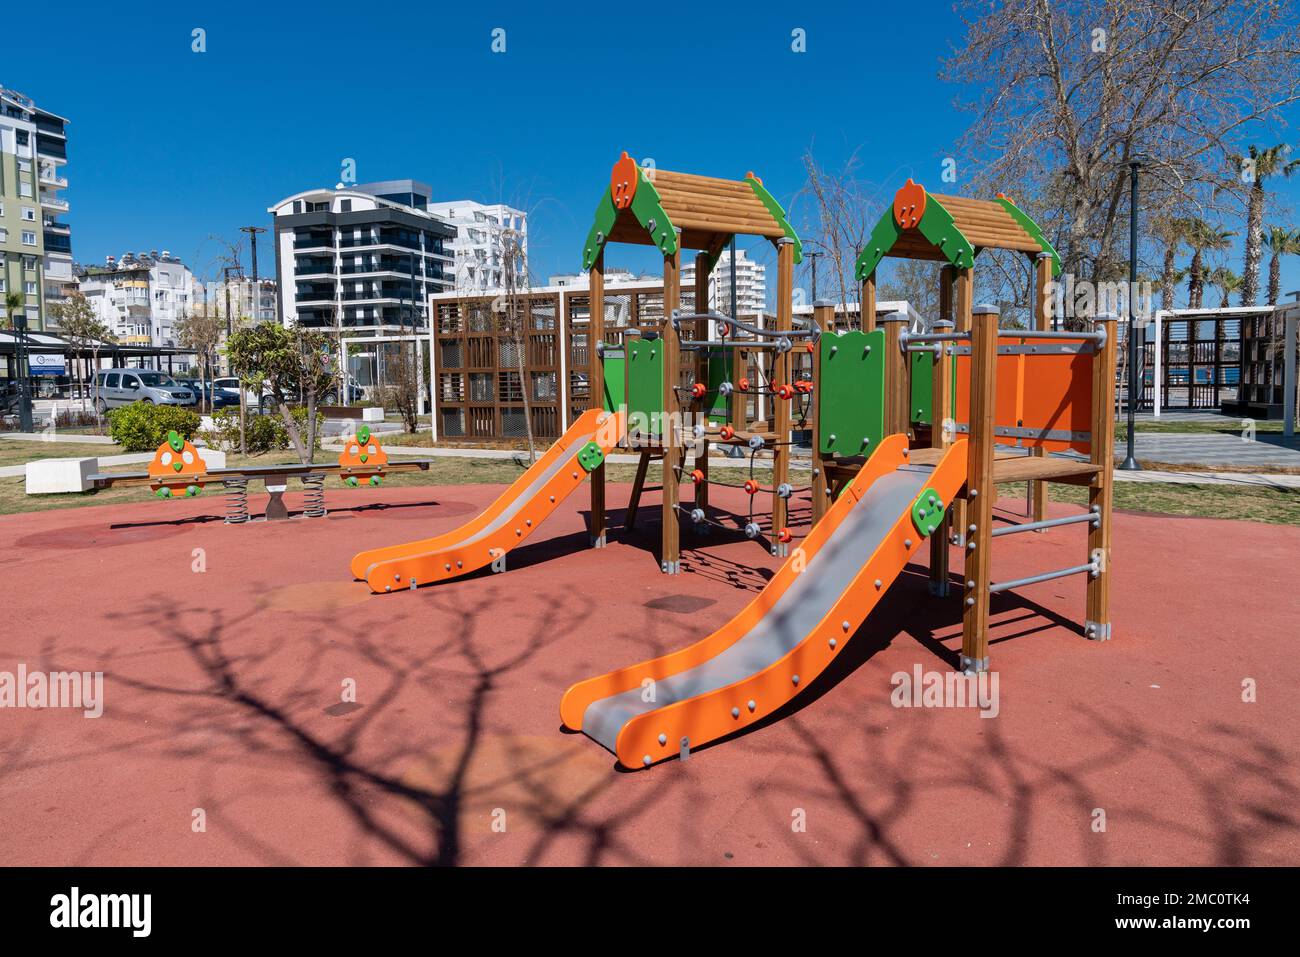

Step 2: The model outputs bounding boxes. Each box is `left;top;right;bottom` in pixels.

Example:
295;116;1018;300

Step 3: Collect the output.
357;424;371;444
167;430;184;453
910;486;946;538
347;476;359;487
369;476;381;487
156;487;169;499
186;484;200;497
576;440;605;473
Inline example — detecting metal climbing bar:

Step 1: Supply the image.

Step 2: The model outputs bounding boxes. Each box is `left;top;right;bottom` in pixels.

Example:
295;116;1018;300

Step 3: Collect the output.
991;509;1100;537
988;561;1099;595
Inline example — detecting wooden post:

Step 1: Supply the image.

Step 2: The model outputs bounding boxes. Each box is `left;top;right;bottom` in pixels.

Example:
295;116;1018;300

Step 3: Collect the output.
960;304;999;673
811;300;834;526
881;312;908;437
772;240;794;555
1086;313;1118;640
861;273;877;332
694;252;712;518
661;246;682;573
951;267;974;548
589;250;607;547
1030;252;1052;523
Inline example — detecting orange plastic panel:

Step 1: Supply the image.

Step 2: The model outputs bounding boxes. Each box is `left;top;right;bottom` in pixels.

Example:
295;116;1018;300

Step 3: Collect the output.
146;433;209;497
953;336;1094;454
611;152;638;210
560;437;970;768
893;179;926;229
337;425;390;486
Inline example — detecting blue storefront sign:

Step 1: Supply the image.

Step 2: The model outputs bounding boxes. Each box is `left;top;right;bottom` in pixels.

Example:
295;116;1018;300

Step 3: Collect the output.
29;353;66;376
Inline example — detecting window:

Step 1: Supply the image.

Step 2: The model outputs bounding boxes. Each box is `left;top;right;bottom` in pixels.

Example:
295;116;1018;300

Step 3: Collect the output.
105;373;120;388
121;374;139;390
22;207;36;221
23;256;36;269
19;183;33;198
0;278;5;292
0;229;6;242
22;232;36;245
25;281;37;295
340;199;351;212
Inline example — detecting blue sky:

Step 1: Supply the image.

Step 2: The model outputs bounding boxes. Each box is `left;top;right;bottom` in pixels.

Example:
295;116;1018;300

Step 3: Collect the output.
14;0;1300;302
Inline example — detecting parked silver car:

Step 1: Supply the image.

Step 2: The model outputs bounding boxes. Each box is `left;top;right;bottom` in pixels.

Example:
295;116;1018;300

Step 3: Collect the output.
93;369;197;412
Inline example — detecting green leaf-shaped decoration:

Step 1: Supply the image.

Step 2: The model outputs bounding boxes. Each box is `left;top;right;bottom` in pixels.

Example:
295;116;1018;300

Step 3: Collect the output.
168;430;184;453
357;425;371;444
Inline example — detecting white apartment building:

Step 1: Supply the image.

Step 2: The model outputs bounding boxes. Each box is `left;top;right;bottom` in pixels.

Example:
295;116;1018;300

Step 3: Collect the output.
424;200;527;293
77;251;198;347
269;180;454;334
680;248;768;315
203;276;276;325
545;268;659;288
0;85;73;331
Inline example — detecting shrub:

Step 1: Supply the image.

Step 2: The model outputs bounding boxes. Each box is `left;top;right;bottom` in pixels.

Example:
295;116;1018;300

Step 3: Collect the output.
198;407;323;456
106;402;202;452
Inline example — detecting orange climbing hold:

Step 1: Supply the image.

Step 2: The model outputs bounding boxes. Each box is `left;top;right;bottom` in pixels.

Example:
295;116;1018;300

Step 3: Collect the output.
743;479;760;496
690;382;707;399
893;178;926;229
690;469;705;484
719;425;735;441
776;384;795;400
738;377;750;392
777;528;793;544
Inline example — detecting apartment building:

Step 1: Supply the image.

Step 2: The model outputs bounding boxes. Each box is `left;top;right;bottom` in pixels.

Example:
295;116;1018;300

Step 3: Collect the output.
680;247;767;315
0;85;72;331
269;180;454;334
77;251;199;347
203;275;277;325
424;200;527;294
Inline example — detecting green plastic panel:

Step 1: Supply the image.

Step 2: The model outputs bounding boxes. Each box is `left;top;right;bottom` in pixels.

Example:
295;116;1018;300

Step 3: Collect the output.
581;190;620;271
817;329;885;457
995;197;1061;277
705;347;729;424
910;487;946;538
601;353;625;412
626;337;665;434
629;170;678;259
915;200;976;271
909;350;957;426
855;209;903;281
745;176;803;264
577;440;605;472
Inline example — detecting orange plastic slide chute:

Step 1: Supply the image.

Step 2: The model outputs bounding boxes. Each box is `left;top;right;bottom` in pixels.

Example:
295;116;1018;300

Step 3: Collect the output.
560;435;969;767
351;408;624;592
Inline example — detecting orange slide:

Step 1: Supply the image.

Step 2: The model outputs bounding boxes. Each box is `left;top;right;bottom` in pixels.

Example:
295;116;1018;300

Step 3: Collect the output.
351;408;625;592
560;434;969;768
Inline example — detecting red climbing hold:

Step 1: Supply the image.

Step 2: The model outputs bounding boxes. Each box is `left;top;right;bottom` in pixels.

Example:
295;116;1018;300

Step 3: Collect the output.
738;377;750;392
719;425;735;441
776;384;794;400
778;528;793;543
743;479;760;496
690;469;705;484
690;382;707;399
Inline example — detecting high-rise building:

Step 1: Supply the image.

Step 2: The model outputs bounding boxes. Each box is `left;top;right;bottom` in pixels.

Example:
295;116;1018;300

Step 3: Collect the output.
76;251;199;347
202;276;277;325
269;180;454;334
680;248;768;315
0;85;72;331
424;200;527;293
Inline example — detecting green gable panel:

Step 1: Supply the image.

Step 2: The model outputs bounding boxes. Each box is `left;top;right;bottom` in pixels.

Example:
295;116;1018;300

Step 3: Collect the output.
995;197;1061;276
745;176;802;264
855;209;902;281
817;329;885;456
581;189;619;271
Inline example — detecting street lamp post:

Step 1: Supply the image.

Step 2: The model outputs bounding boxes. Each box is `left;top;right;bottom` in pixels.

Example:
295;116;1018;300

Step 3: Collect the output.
14;313;33;432
1119;159;1142;471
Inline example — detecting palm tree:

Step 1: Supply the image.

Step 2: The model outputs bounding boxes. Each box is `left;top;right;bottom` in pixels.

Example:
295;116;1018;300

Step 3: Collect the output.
1237;144;1299;305
1207;267;1242;308
1152;215;1193;312
1185;219;1235;309
2;291;22;330
1263;226;1300;305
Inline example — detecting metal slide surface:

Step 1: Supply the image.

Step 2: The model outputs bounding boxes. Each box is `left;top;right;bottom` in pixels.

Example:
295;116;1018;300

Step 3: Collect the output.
351;408;624;592
560;435;969;768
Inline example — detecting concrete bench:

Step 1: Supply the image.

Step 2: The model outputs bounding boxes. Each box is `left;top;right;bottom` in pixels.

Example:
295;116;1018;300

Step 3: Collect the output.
25;458;98;494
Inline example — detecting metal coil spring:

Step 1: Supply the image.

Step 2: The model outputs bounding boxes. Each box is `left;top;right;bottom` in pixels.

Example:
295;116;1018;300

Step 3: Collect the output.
222;479;250;524
301;474;327;518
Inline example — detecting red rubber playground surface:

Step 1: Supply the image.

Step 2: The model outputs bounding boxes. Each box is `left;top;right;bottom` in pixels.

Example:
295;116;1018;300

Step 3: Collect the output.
1;481;1297;866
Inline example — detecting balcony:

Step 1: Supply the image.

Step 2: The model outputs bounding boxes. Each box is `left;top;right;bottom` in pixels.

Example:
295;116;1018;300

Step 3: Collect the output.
296;286;337;304
39;193;69;212
38;168;67;188
293;233;334;250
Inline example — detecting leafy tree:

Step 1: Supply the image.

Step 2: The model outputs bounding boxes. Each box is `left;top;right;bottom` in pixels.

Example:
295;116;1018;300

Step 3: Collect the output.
2;291;22;330
1207;267;1242;308
176;308;225;413
225;323;335;463
49;292;117;416
1185;220;1235;309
